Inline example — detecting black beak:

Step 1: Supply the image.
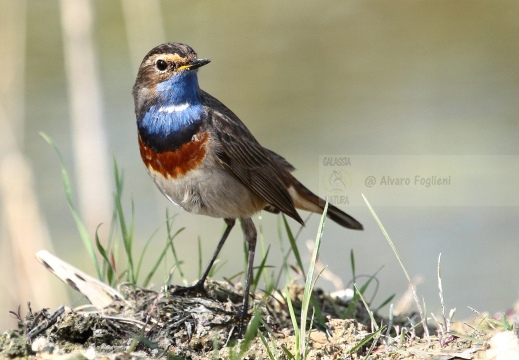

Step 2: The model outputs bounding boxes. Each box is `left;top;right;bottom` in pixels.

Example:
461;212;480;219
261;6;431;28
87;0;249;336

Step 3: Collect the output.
189;58;211;69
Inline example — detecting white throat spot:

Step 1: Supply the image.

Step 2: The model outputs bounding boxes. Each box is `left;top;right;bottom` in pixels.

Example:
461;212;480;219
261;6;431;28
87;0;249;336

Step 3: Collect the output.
158;103;190;113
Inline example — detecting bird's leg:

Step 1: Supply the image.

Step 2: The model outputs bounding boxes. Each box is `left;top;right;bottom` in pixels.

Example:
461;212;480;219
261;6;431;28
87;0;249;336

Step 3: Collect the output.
236;217;257;337
172;218;236;295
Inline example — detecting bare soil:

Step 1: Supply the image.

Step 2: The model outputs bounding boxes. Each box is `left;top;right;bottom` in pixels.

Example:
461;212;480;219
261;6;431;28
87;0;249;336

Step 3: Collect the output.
0;279;507;359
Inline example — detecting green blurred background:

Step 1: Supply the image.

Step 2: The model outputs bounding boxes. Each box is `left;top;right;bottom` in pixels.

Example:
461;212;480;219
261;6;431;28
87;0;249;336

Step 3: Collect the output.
1;0;518;330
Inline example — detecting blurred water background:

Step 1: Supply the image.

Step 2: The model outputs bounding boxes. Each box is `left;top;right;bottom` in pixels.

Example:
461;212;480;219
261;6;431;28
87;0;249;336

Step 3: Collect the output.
1;0;518;330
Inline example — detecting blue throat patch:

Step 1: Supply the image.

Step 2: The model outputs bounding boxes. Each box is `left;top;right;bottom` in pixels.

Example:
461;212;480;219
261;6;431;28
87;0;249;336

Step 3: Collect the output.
138;71;206;152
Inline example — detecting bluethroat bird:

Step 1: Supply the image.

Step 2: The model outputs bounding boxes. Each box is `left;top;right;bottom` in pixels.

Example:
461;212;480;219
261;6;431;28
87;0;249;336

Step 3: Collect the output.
133;42;363;335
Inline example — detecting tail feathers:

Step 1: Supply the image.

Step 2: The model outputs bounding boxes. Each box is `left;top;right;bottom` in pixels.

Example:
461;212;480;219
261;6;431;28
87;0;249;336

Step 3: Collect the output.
326;203;363;230
287;181;363;230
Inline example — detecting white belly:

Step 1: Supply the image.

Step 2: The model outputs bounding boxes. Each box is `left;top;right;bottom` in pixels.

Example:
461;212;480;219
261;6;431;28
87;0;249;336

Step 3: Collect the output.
147;164;266;219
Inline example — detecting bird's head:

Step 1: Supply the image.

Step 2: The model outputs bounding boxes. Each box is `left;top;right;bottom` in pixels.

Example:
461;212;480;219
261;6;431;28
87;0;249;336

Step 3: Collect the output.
132;43;210;118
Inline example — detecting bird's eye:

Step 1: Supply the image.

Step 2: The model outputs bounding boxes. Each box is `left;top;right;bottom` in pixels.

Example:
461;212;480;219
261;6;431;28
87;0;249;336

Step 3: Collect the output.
156;59;168;71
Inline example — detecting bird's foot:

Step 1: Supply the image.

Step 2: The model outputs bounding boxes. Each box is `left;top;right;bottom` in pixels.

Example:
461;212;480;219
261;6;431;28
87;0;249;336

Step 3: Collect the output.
169;281;207;296
235;308;250;337
208;308;251;338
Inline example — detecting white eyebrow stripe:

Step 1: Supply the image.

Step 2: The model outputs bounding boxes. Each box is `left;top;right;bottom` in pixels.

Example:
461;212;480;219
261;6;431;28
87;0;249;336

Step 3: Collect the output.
158;103;190;113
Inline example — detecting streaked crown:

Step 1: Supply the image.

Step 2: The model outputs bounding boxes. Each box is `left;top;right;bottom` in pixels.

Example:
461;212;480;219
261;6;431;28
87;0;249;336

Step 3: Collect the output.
135;43;210;84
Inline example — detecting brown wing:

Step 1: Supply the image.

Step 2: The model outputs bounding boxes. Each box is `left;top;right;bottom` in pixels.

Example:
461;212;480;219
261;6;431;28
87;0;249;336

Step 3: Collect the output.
201;91;303;225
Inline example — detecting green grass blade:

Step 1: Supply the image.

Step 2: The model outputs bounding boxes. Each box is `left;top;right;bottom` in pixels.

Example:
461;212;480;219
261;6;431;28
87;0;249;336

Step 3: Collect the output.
299;203;328;357
240;309;262;354
281;345;296;360
362;193;430;341
350;249;357;297
252;245;270;292
112;159;136;283
197;236;203;279
354;283;378;330
501;313;513;331
95;225;115;285
275;214;303;291
135;217;169;285
283;215;305;279
357;266;383;299
347;327;384;355
308;280;326;330
342;268;382;320
143;226;185;287
285;287;300;349
375;294;396;313
257;218;275;296
209;260;227;278
258;331;277;360
40;132;101;278
350;249;356;281
166;209;188;285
